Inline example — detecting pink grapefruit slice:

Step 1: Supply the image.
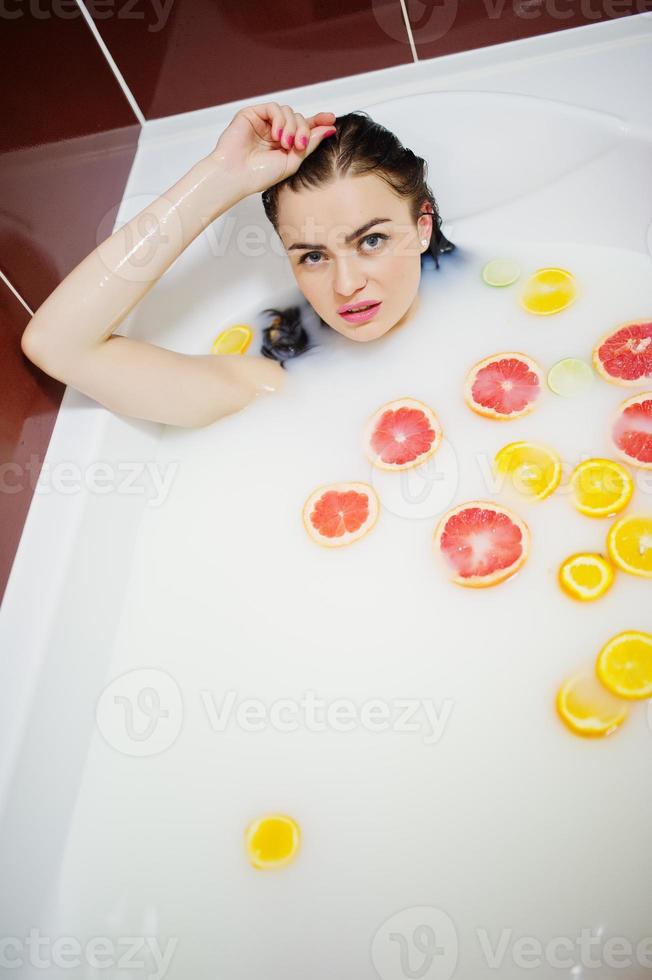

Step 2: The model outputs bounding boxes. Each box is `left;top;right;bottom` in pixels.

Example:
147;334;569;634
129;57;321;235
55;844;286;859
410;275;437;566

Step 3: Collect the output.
611;392;652;469
464;352;543;420
363;397;443;471
593;320;652;387
433;500;530;587
302;482;380;548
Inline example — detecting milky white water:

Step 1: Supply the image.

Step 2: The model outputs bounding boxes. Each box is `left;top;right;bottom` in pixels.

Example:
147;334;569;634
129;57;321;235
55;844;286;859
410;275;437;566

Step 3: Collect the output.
41;236;652;979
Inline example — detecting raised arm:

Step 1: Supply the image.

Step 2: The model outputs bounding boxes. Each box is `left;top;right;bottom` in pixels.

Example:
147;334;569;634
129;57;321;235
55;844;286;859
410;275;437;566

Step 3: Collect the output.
20;102;337;428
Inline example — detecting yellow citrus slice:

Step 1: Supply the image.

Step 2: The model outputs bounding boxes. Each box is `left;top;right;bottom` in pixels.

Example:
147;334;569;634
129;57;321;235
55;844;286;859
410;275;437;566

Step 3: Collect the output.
556;671;628;738
245;814;300;870
521;267;577;315
211;324;253;355
596;631;652;700
607;514;652;578
302;482;380;548
494;441;561;500
558;552;614;601
569;458;633;518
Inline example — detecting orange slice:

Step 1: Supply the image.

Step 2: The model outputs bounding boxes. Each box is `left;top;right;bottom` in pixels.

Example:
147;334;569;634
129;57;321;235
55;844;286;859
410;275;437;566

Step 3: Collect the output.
556;671;628;738
606;514;652;578
494;441;561;500
245;814;300;869
596;631;652;700
611;392;652;470
433;500;530;588
464;352;543;420
363;397;443;471
569;458;633;518
521;267;577;315
593;320;652;386
558;552;614;601
211;324;253;355
302;482;380;547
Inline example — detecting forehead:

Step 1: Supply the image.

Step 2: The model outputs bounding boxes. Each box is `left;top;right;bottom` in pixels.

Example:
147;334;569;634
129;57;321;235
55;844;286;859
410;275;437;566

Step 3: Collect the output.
277;172;411;245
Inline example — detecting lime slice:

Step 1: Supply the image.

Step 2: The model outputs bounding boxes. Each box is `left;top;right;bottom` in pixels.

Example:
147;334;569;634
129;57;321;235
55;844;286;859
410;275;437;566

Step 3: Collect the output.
547;358;593;397
481;258;521;288
211;324;253;355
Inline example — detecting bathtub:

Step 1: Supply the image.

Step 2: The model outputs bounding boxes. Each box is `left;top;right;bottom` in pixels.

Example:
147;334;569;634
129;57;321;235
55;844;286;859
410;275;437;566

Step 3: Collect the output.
1;14;652;980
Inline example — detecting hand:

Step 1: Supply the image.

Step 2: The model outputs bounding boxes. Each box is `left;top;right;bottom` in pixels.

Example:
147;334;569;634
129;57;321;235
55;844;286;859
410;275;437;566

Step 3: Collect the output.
208;102;337;198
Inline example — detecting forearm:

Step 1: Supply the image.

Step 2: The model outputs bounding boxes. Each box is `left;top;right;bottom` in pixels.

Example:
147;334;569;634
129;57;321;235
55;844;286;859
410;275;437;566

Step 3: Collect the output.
21;154;243;365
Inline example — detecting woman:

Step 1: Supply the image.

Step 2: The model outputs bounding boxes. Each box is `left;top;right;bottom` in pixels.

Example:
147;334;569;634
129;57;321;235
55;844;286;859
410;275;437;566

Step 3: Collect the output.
21;102;453;428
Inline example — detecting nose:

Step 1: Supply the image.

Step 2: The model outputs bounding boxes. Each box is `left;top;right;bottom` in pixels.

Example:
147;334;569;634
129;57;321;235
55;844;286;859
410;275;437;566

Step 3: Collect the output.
332;254;367;299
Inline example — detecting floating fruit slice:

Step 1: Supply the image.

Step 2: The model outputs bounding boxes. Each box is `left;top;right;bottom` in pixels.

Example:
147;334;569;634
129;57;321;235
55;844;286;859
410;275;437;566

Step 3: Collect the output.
245;814;300;870
433;500;529;587
547;357;594;397
556;671;628;738
569;458;633;518
596;631;652;700
464;352;543;420
593;320;652;386
481;258;521;287
558;553;615;601
611;392;652;469
607;514;652;578
494;441;561;500
303;482;379;548
211;324;253;355
521;267;577;316
363;397;442;471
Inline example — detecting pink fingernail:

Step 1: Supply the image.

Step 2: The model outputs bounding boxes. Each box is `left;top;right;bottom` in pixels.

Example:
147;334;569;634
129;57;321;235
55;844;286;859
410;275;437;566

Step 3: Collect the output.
277;128;283;141
299;135;308;147
286;134;294;147
324;128;337;137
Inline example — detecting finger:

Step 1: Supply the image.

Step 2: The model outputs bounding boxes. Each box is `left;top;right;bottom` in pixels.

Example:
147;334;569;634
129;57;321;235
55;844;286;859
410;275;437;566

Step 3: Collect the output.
277;105;297;149
240;102;284;141
304;124;337;154
305;111;337;128
292;112;310;151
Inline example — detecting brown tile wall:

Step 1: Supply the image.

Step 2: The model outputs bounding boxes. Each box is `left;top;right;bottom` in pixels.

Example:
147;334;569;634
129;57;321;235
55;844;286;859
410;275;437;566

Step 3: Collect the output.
1;0;644;601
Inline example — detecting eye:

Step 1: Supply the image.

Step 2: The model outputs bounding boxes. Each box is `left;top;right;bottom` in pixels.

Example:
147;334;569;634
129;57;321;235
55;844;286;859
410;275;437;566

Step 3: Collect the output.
298;250;323;266
361;232;389;251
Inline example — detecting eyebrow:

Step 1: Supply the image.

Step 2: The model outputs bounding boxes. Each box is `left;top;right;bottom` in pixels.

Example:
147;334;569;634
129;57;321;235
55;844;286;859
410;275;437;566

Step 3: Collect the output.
287;217;392;252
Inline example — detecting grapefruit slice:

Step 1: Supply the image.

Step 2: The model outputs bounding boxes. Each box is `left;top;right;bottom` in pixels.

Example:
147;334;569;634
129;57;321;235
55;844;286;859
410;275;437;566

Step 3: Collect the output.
593;320;652;386
596;631;652;700
464;352;543;420
611;392;652;469
521;268;577;316
303;482;379;548
433;500;530;587
558;552;614;601
211;324;253;355
556;671;628;738
363;397;442;471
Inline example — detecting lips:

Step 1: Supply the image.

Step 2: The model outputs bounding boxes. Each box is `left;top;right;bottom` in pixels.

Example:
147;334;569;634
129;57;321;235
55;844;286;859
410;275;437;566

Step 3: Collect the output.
338;301;382;324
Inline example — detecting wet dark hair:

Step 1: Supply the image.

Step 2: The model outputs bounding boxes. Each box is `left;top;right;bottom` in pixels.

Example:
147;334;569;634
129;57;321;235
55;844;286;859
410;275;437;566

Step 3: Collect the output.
259;110;456;365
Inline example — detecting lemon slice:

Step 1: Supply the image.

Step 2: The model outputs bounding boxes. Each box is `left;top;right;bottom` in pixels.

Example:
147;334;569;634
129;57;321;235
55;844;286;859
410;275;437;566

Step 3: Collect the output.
494;441;561;500
481;258;521;287
570;458;633;518
211;324;253;355
596;631;652;699
547;358;594;397
521;267;577;316
558;552;615;601
607;514;652;578
556;671;628;738
245;814;300;870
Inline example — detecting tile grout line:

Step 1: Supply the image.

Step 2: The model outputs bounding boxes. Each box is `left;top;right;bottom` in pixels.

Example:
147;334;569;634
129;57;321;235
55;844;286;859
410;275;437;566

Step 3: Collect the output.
74;0;147;126
398;0;419;62
0;270;34;318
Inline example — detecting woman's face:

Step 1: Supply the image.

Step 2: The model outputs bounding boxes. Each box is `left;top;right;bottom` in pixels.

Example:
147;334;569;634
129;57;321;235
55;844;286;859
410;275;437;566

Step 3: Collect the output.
276;173;433;343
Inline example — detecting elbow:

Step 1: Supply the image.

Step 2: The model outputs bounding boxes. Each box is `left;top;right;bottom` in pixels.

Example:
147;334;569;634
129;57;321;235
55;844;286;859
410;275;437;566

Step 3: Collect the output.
20;320;47;368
